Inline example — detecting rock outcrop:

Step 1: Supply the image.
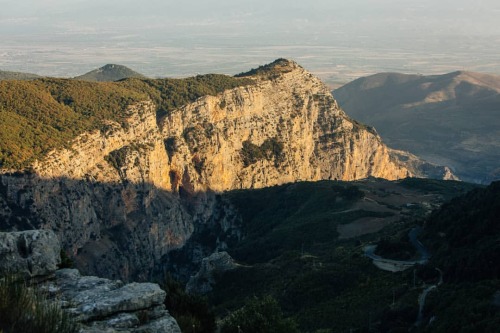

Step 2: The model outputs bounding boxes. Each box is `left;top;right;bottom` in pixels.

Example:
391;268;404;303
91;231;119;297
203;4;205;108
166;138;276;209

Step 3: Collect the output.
186;251;237;294
45;269;180;333
1;59;413;280
0;229;181;333
0;230;60;278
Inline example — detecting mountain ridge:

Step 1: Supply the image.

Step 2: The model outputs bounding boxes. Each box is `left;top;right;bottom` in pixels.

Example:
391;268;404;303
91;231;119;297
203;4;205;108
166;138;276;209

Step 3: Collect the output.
333;70;500;183
0;69;41;80
74;64;146;82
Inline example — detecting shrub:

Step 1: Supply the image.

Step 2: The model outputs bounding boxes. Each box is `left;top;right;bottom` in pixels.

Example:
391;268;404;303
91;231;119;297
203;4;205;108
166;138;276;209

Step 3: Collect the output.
240;138;284;167
0;275;78;333
220;295;299;333
162;275;216;333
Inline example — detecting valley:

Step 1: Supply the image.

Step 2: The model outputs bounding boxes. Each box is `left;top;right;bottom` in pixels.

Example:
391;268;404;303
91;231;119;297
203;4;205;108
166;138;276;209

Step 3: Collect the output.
0;59;498;333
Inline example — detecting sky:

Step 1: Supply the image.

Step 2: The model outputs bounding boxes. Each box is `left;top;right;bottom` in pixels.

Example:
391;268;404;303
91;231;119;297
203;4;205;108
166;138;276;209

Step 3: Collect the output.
1;0;500;83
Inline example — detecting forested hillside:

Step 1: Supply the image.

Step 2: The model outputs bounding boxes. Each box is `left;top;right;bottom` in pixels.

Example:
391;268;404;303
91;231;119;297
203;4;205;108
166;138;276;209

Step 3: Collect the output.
0;75;254;169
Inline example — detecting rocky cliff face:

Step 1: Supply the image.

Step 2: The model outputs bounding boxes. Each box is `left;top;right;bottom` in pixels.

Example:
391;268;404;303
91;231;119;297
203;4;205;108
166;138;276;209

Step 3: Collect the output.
160;60;409;192
0;59;411;281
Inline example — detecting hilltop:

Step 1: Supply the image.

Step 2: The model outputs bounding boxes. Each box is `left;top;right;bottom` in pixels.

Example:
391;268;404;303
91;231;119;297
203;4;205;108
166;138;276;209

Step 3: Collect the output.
333;71;500;183
0;69;41;80
74;64;146;82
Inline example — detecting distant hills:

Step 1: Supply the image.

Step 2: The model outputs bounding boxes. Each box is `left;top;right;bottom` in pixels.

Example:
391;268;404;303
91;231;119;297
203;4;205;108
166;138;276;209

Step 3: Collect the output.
74;64;146;82
1;64;146;82
0;69;41;80
334;71;500;184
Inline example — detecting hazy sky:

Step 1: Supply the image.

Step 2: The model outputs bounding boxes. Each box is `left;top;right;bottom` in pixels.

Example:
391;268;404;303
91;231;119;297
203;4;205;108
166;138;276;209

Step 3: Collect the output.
1;0;500;80
2;0;500;35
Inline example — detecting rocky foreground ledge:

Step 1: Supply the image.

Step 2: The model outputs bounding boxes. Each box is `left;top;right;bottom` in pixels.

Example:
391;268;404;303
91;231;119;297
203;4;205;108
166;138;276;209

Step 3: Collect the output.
0;230;181;333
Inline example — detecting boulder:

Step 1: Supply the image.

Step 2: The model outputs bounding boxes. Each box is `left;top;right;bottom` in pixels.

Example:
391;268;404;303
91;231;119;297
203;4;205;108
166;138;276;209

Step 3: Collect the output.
46;269;181;333
186;251;237;294
0;229;60;278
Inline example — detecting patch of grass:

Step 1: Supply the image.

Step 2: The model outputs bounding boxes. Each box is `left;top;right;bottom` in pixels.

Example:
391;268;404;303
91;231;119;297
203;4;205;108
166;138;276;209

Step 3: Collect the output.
0;275;78;333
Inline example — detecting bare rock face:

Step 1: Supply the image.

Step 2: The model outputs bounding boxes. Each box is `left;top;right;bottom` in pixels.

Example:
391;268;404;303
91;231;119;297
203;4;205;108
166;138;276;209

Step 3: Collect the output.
0;59;412;280
160;60;409;192
0;230;60;278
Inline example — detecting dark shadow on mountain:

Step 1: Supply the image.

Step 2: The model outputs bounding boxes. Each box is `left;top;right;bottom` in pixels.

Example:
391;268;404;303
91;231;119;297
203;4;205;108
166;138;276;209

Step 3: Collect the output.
0;172;479;284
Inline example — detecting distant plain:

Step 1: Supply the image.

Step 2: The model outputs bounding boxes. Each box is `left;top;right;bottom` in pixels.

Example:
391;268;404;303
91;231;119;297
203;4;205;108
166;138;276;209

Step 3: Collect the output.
2;33;500;88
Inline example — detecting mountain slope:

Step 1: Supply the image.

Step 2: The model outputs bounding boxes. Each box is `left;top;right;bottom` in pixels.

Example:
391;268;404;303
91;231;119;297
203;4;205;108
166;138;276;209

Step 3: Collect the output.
74;64;146;82
0;69;41;80
1;59;414;281
333;71;500;183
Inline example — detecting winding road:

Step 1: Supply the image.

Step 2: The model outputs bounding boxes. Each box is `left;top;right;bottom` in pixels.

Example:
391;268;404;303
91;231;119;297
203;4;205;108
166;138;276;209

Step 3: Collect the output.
364;227;429;272
363;226;442;327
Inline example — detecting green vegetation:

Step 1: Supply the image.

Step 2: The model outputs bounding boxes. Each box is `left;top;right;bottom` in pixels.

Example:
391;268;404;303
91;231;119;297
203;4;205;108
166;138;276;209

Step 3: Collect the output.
58;250;74;269
120;75;254;118
0;74;254;169
236;58;295;79
0;79;147;169
211;181;411;332
0;275;78;333
240;138;284;167
423;181;500;282
162;275;216;333
204;179;493;332
400;177;480;195
376;234;417;260
423;282;500;333
220;296;299;333
104;146;130;172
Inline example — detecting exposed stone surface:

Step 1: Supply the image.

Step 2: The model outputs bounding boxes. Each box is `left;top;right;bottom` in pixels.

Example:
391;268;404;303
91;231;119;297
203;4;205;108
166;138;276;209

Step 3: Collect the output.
389;149;459;181
0;229;60;278
186;251;237;294
44;269;181;333
0;230;181;333
0;59;417;280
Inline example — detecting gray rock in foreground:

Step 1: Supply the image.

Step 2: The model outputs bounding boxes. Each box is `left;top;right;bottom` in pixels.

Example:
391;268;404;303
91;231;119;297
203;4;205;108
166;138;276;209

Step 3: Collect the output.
0;230;60;278
45;269;181;333
0;229;180;333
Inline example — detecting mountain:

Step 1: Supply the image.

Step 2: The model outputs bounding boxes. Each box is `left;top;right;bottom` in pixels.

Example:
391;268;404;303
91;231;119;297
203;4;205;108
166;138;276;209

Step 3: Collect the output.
0;59;422;281
74;64;146;82
0;69;41;80
333;71;500;184
0;60;497;331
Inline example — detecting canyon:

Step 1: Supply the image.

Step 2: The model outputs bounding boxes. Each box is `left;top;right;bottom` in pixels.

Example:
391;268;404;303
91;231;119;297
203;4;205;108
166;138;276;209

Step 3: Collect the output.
1;59;442;281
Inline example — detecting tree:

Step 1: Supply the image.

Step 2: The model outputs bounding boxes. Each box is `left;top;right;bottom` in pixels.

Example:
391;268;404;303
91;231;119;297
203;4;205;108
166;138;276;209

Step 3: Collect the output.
220;296;299;333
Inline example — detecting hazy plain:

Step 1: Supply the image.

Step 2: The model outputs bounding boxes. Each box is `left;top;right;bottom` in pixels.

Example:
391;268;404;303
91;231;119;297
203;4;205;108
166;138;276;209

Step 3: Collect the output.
2;0;500;87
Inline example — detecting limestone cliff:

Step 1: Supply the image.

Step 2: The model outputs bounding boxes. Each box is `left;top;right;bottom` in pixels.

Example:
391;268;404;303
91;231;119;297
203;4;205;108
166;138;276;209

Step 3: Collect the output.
160;59;409;192
0;59;411;280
